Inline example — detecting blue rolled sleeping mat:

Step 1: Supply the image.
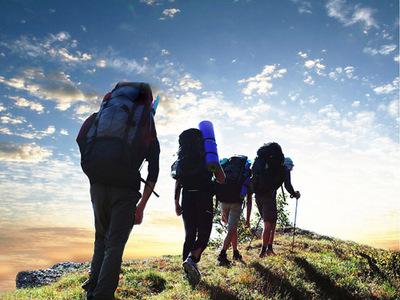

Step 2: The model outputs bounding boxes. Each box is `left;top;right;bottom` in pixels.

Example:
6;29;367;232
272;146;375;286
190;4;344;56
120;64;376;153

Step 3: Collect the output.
199;120;220;172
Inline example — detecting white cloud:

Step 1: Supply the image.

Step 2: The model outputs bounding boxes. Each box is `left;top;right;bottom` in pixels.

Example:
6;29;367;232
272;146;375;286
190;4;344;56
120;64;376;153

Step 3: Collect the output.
60;129;69;136
9;96;44;113
298;51;308;58
351;100;360;107
161;49;170;56
238;65;287;96
326;0;378;31
387;99;399;118
0;103;6;112
96;59;107;68
162;8;181;18
0;114;25;125
178;74;202;91
304;75;314;85
395;55;400;63
290;0;312;14
104;57;147;74
363;44;397;56
0;69;98;111
373;77;399;95
0;142;52;162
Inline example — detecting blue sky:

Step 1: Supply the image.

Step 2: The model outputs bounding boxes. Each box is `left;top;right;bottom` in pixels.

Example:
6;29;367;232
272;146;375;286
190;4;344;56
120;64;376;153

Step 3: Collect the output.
0;0;399;290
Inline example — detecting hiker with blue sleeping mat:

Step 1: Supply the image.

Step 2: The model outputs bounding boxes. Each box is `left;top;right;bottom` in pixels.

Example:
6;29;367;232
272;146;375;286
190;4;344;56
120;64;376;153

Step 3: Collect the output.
171;122;225;286
77;82;160;300
215;156;252;266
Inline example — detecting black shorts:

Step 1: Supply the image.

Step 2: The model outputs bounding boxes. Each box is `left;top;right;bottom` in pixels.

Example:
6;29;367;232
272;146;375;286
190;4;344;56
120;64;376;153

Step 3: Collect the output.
255;191;277;223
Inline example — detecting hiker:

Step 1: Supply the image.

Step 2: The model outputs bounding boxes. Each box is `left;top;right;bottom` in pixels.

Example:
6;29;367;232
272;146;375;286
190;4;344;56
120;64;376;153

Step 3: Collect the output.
215;156;252;265
172;128;225;285
251;144;300;257
77;82;160;300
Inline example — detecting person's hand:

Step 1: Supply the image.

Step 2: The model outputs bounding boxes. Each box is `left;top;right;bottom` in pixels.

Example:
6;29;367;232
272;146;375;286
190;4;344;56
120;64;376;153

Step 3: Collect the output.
295;191;301;199
175;203;182;216
134;205;144;225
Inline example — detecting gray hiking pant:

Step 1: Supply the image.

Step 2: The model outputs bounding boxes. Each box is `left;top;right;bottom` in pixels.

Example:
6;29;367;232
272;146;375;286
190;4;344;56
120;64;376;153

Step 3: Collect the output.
88;183;140;300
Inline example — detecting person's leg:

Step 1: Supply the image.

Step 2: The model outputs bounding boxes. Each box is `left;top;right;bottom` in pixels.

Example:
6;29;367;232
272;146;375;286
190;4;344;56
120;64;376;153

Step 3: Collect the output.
267;192;278;255
267;221;277;255
92;187;139;300
85;184;109;299
231;229;238;251
190;191;213;262
182;190;197;262
221;203;233;251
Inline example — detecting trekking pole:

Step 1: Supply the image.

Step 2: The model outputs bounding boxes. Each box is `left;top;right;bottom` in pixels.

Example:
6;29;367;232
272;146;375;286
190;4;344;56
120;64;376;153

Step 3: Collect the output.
291;196;299;252
247;216;262;250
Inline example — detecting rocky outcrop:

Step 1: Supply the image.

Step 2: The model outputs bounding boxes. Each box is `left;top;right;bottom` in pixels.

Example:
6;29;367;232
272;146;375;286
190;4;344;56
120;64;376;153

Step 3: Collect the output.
16;262;87;289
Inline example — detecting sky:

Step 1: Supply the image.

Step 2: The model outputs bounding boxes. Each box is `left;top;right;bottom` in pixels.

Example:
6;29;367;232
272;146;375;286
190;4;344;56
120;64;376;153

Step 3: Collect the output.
0;0;399;291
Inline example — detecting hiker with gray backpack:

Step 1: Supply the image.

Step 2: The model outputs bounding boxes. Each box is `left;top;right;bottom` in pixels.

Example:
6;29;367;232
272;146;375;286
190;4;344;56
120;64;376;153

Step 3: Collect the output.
215;155;252;266
77;82;160;300
171;128;225;286
251;143;300;257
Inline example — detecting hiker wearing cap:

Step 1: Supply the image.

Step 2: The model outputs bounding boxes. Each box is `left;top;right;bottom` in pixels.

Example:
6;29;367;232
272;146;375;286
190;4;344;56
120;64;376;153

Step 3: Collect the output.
77;82;160;300
251;143;300;258
171;128;225;286
215;156;252;265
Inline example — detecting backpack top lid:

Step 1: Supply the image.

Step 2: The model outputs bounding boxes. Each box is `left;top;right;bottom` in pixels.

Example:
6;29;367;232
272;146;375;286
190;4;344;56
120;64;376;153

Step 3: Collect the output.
111;82;153;105
257;142;284;160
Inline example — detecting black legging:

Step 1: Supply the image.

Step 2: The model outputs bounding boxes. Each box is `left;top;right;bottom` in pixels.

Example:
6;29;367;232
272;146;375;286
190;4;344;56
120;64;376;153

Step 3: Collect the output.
181;189;213;262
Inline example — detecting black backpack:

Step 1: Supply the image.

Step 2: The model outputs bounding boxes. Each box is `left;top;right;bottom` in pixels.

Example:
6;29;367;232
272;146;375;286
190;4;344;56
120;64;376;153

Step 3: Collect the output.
78;82;156;187
171;128;211;189
216;155;250;203
223;155;249;185
251;142;285;194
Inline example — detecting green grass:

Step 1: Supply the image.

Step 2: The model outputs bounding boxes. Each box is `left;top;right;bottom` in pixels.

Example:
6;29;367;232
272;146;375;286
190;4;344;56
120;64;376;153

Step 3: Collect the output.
2;230;399;300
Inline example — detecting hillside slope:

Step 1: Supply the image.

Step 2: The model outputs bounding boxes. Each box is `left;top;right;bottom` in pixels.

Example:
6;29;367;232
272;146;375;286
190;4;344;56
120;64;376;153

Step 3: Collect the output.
3;229;399;300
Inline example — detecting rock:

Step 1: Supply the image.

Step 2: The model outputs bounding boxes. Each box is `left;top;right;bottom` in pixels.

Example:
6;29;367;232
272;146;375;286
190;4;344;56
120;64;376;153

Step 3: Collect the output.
16;262;86;289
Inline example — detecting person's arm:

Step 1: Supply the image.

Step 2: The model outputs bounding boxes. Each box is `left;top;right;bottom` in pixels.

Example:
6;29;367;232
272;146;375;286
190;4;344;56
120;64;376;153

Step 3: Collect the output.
214;163;226;184
175;180;182;216
284;167;300;199
135;139;160;225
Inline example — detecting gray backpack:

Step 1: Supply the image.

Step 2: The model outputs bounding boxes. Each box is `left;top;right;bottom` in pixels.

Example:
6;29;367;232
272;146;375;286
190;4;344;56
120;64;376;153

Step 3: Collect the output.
80;82;155;187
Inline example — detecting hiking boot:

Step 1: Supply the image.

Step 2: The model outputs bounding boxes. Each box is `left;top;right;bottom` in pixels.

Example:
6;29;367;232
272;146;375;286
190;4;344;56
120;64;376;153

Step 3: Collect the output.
183;257;201;286
267;249;276;256
233;250;242;261
259;249;267;258
217;252;231;266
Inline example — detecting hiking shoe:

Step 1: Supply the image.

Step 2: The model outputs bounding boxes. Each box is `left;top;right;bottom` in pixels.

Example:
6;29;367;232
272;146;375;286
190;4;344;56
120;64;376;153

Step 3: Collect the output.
183;257;201;286
217;252;231;266
233;250;242;261
267;249;276;256
259;249;267;258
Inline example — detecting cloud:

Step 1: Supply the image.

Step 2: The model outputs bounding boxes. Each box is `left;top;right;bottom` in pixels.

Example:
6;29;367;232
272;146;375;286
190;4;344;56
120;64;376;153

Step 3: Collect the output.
298;51;308;58
238;65;287;96
0;68;98;110
303;75;314;85
9;96;44;113
0;113;25;125
178;74;202;91
351;100;360;107
2;32;92;64
373;77;399;95
162;8;181;18
161;49;170;56
0;142;52;162
395;55;400;63
363;44;397;56
387;99;399;118
290;0;312;14
326;0;378;31
102;56;147;74
0;103;6;112
60;129;69;136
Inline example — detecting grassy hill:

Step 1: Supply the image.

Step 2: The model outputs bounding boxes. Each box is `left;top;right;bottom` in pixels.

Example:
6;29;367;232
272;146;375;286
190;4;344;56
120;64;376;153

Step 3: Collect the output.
2;229;399;300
